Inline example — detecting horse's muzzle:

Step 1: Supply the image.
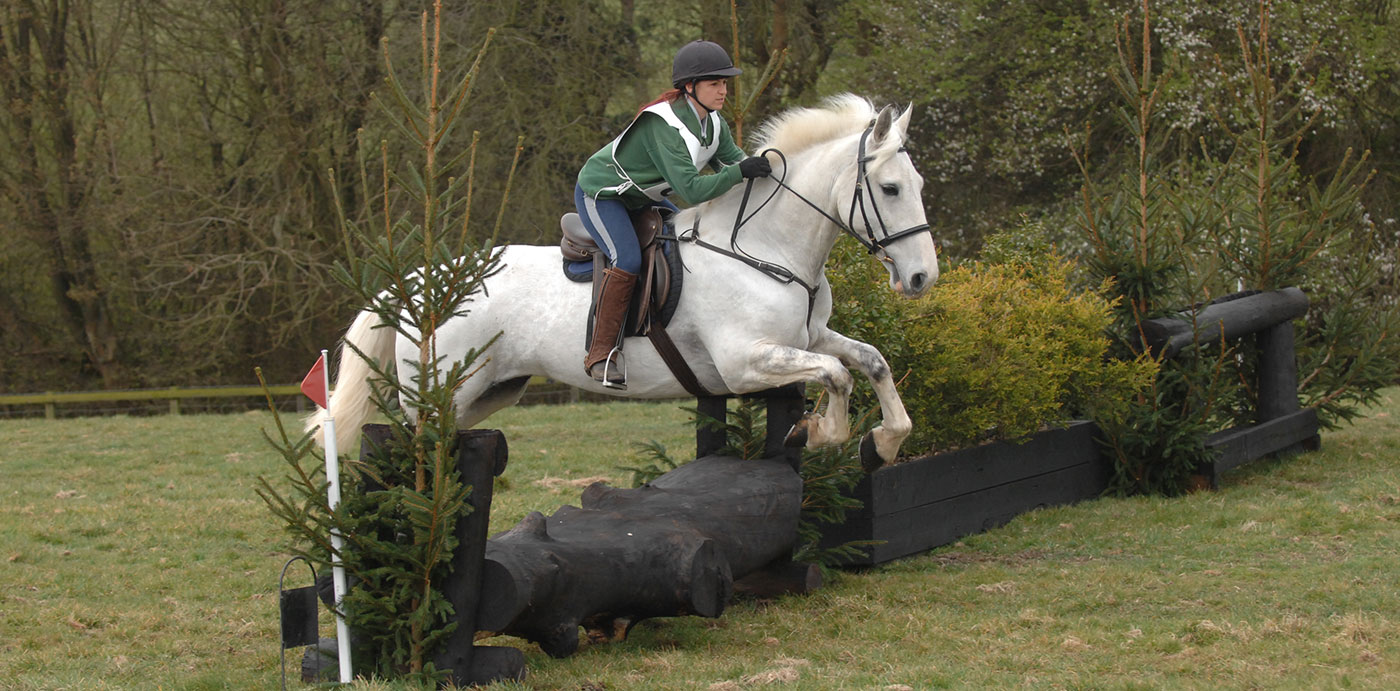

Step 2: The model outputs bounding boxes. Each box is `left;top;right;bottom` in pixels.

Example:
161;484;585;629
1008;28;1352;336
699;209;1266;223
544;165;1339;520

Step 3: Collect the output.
906;271;932;296
893;269;934;299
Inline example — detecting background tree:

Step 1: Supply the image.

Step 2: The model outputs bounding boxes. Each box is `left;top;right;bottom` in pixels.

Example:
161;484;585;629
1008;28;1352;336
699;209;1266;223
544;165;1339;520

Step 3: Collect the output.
1;0;1395;404
0;0;127;388
844;0;1399;258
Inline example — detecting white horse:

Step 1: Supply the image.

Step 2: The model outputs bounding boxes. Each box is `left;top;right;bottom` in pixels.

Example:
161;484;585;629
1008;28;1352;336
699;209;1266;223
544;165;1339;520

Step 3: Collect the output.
310;94;938;468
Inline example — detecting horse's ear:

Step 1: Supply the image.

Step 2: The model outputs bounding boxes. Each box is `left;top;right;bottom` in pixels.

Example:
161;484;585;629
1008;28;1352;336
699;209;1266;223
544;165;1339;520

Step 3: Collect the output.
871;105;896;146
896;104;913;138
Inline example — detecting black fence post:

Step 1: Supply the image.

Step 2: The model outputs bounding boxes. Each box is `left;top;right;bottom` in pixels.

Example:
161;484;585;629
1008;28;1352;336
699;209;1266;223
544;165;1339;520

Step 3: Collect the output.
431;429;526;685
761;384;807;471
696;395;729;458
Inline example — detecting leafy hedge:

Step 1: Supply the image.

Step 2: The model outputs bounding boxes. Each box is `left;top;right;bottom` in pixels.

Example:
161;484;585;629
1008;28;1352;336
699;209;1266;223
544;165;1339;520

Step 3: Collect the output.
825;226;1155;457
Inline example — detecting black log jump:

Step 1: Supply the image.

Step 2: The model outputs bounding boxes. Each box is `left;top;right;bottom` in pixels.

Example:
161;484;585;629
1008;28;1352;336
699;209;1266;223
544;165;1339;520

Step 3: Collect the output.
321;386;813;684
475;384;811;658
1142;287;1320;486
477;454;802;657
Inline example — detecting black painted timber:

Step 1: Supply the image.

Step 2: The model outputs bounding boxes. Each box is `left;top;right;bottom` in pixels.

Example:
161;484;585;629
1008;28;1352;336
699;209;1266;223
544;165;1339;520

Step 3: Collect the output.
867;460;1108;563
696;384;806;469
357;425;526;685
819;422;1108;566
1141;287;1308;358
1200;407;1320;488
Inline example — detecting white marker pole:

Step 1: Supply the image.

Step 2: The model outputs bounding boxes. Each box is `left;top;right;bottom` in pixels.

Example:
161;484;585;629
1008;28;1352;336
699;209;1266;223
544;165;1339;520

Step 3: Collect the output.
320;349;353;683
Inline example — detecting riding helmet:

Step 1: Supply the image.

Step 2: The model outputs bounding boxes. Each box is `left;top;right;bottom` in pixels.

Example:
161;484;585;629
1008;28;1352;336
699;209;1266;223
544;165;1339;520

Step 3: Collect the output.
671;40;742;87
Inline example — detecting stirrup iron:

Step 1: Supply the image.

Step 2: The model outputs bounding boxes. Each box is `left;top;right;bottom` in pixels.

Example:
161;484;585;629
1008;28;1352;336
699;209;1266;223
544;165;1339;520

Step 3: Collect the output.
598;345;627;390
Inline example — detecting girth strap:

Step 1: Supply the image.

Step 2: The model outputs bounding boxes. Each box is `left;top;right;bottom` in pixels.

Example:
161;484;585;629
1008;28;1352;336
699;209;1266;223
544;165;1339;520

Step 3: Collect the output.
647;322;712;398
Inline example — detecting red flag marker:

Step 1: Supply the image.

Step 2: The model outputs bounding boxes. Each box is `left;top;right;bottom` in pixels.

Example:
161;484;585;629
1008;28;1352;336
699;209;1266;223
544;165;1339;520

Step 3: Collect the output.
300;353;328;409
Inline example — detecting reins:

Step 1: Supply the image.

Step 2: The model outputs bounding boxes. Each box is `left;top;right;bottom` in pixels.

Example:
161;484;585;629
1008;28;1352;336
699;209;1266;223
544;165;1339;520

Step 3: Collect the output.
679;122;933;321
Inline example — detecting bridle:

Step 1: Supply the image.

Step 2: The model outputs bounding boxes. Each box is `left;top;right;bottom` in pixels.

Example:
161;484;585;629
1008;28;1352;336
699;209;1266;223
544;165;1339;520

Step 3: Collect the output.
837;123;933;254
679;121;933;316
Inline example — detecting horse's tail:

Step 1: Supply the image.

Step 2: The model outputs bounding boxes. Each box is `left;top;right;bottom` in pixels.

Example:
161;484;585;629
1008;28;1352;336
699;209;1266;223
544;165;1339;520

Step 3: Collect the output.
304;308;396;452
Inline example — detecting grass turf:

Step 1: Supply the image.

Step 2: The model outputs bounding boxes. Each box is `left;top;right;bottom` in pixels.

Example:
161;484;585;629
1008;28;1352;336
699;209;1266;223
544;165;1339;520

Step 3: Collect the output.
2;394;1398;689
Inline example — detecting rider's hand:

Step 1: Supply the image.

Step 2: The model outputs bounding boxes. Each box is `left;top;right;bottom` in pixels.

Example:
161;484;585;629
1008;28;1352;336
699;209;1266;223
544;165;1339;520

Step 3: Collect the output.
739;156;772;179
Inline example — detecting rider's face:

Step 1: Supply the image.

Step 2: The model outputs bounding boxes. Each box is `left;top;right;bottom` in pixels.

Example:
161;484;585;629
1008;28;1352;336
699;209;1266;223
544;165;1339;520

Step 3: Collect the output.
690;79;728;112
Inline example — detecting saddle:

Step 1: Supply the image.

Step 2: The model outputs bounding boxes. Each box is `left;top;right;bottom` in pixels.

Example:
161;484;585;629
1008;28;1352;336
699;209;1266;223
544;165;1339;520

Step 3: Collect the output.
560;208;711;397
559;207;683;340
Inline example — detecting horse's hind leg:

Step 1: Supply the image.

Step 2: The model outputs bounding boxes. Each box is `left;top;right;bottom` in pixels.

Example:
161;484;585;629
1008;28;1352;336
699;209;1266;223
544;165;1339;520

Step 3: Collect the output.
732;342;854;449
810;327;911;471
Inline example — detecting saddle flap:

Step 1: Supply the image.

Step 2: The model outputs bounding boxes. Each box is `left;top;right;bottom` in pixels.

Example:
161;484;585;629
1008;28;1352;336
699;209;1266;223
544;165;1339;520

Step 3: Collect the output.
632;207;662;247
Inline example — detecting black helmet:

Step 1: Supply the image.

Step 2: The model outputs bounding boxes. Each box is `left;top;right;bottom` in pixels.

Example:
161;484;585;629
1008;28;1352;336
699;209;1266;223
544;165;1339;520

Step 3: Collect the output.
671;40;742;87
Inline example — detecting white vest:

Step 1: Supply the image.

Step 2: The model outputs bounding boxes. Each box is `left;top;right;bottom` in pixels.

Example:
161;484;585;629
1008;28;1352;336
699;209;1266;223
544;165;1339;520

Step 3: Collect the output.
604;101;723;201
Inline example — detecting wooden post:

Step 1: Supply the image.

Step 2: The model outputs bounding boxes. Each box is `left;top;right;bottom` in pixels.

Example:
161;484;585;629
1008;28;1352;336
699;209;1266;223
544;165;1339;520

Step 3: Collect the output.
696;386;806;467
357;425;526;685
430;429;526;686
760;384;806;470
1253;320;1320;458
696;394;729;458
1256;321;1299;423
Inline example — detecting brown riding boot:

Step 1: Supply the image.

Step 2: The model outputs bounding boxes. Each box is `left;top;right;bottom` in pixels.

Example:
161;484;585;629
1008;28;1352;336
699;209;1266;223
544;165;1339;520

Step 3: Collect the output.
585;266;637;388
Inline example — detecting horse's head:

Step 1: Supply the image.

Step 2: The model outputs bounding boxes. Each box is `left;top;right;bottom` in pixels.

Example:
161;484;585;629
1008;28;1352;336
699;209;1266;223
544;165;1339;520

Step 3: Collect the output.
842;104;939;299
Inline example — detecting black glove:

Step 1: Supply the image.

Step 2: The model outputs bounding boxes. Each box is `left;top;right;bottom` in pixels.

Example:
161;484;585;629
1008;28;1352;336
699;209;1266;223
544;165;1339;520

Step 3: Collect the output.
738;156;772;179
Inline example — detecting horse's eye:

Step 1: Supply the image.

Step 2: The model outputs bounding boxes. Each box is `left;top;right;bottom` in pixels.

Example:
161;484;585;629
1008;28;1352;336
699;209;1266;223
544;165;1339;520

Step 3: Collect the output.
881;184;899;196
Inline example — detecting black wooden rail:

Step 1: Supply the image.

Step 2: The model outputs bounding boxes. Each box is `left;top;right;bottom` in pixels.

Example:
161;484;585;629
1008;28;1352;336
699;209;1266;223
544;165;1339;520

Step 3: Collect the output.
819;286;1323;566
1142;287;1320;487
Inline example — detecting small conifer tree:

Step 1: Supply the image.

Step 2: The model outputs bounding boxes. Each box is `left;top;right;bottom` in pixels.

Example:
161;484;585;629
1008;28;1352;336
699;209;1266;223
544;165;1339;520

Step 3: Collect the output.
256;2;522;682
1071;0;1390;494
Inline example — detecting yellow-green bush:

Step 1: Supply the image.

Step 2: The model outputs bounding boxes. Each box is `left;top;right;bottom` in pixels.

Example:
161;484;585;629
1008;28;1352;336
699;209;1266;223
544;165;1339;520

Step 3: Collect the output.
827;239;1154;457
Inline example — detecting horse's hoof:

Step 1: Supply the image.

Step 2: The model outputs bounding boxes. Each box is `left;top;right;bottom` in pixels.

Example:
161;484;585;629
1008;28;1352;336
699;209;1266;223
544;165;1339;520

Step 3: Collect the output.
784;414;814;448
859;432;884;473
784;423;808;449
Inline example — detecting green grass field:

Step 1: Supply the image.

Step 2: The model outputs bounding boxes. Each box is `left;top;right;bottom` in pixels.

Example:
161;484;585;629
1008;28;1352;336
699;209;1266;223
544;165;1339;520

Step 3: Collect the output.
3;394;1399;689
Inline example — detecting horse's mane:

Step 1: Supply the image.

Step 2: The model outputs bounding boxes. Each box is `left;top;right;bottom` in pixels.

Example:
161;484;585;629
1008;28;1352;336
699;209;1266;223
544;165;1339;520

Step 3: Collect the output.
749;93;893;158
680;94;901;224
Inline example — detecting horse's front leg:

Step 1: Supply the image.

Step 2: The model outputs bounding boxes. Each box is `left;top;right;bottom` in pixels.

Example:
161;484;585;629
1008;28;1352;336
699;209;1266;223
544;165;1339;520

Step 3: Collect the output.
810;326;912;471
731;341;855;450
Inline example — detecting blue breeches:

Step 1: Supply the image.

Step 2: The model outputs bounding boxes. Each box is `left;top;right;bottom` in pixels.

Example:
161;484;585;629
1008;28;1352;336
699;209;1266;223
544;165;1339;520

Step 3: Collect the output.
574;184;676;275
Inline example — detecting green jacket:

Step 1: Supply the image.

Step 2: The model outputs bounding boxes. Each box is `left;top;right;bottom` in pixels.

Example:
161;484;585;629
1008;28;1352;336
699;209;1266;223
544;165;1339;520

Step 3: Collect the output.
578;98;747;208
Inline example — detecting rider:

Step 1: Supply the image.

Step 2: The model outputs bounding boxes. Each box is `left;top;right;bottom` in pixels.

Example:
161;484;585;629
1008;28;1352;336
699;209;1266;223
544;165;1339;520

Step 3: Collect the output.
575;39;773;388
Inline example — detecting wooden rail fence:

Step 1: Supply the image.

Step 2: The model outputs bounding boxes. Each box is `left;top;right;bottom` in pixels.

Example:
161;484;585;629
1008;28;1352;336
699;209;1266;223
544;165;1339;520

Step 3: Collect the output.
0;385;306;419
0;377;592;419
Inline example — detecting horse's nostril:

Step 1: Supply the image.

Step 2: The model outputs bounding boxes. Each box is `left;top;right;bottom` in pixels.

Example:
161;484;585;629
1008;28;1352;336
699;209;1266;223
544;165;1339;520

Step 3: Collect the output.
909;272;928;293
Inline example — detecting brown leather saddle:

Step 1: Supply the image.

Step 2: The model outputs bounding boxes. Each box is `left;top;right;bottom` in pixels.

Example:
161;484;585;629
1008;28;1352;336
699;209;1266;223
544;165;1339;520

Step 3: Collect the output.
559;207;683;340
560;208;712;396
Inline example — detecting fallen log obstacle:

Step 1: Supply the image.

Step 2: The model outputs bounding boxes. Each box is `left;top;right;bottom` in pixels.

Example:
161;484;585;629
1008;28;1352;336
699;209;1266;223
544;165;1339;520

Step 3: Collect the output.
477;454;803;657
476;384;812;658
312;386;816;682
